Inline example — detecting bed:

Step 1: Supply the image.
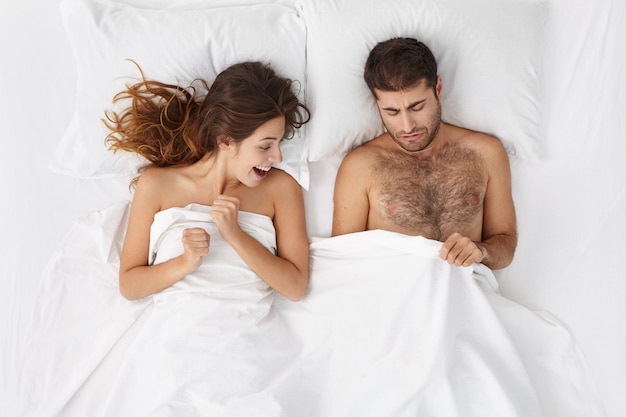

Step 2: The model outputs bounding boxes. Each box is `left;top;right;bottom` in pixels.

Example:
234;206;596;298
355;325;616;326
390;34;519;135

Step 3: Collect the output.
1;0;624;416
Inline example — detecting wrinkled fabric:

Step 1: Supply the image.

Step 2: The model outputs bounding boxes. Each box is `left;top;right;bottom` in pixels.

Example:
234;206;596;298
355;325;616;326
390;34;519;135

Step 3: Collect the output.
20;202;606;417
277;230;606;417
20;202;307;417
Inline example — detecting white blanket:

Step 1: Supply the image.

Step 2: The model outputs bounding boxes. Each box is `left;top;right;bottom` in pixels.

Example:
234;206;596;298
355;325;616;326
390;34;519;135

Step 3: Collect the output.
20;202;606;417
280;232;606;417
20;203;308;417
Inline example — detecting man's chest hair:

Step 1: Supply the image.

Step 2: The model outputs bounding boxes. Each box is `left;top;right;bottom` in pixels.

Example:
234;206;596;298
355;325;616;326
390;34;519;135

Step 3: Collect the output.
373;144;485;240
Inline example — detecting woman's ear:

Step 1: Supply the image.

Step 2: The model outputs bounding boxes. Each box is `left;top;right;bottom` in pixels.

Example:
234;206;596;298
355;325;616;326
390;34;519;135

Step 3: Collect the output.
216;134;232;151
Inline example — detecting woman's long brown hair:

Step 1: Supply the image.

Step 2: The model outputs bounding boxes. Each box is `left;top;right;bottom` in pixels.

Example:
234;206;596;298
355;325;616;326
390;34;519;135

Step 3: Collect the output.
104;61;310;187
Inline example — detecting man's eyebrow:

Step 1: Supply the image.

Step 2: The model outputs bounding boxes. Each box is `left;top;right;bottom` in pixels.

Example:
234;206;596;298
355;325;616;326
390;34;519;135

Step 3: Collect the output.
381;99;426;112
405;99;426;109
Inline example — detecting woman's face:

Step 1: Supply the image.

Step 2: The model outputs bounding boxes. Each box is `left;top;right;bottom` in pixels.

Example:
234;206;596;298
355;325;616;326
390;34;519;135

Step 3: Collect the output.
230;115;286;187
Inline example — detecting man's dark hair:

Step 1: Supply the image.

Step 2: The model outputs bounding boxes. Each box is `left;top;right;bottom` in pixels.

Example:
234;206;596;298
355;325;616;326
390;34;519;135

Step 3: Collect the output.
364;37;438;99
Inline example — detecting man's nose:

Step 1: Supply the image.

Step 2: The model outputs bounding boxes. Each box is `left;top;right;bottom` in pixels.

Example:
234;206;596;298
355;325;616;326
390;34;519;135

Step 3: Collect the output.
400;112;415;133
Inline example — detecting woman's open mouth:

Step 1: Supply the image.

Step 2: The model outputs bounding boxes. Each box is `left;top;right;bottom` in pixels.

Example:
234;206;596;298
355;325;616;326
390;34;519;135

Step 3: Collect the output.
253;166;271;179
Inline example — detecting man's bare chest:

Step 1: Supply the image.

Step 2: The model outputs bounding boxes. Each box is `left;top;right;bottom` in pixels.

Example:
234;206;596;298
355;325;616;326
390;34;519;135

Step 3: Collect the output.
370;147;486;240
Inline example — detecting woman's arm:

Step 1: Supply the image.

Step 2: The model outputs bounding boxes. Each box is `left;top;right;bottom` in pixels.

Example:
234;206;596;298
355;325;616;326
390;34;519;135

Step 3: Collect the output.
211;171;309;301
118;170;210;300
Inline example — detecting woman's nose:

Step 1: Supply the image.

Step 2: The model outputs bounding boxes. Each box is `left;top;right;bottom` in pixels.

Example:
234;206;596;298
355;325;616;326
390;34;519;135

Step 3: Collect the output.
270;146;283;163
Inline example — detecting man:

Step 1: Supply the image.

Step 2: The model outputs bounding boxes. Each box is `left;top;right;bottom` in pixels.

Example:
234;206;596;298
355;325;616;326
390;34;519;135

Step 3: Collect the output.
332;37;517;269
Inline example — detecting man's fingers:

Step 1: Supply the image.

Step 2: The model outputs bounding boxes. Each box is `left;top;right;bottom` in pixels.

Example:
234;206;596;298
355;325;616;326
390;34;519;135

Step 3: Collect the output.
440;233;481;266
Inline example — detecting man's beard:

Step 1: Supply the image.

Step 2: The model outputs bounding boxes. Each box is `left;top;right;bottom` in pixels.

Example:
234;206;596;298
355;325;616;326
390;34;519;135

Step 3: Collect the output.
389;102;442;153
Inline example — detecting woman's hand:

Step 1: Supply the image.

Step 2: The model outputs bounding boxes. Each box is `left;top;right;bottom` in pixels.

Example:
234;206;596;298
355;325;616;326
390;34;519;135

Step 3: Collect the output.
210;195;243;242
181;227;211;273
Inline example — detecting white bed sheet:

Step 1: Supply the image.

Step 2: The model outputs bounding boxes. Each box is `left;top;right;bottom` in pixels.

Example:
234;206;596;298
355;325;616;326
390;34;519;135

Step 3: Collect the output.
1;0;624;416
18;201;605;416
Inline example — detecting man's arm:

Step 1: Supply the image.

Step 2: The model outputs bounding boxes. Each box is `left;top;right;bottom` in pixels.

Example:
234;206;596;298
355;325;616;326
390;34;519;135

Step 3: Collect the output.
439;136;517;269
331;150;371;236
478;137;517;269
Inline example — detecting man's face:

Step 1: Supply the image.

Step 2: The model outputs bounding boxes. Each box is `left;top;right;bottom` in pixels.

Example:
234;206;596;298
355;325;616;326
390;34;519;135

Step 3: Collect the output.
375;77;442;153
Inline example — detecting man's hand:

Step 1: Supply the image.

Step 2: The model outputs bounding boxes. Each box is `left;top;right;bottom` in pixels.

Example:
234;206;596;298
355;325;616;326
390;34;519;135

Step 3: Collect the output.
439;232;486;267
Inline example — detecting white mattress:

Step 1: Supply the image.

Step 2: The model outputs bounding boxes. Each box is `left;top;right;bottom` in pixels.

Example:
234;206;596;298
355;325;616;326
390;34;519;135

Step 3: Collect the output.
1;0;624;416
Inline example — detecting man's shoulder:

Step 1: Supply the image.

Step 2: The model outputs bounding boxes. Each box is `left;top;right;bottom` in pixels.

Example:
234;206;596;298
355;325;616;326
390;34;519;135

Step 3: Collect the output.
446;124;507;156
335;137;386;181
345;134;388;159
446;123;493;141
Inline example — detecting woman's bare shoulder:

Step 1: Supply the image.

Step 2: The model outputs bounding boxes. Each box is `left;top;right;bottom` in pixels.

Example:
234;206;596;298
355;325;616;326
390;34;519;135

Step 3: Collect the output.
136;166;182;190
133;166;193;209
263;167;301;191
250;167;304;218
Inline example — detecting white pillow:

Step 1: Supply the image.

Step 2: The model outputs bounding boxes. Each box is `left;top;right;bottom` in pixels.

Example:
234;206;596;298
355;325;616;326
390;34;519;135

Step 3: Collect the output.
52;0;309;186
299;0;547;161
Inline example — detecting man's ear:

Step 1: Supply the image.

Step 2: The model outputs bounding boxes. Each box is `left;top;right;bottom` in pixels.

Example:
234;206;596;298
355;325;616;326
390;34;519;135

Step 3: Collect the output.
435;75;443;98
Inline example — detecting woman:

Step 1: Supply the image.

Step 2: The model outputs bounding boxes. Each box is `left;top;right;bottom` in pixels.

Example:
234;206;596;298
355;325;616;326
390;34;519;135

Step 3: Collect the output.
20;62;314;416
105;61;311;302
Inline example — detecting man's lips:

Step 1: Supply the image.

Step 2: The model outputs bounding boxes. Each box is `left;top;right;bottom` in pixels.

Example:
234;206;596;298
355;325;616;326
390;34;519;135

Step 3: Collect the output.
400;131;424;140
